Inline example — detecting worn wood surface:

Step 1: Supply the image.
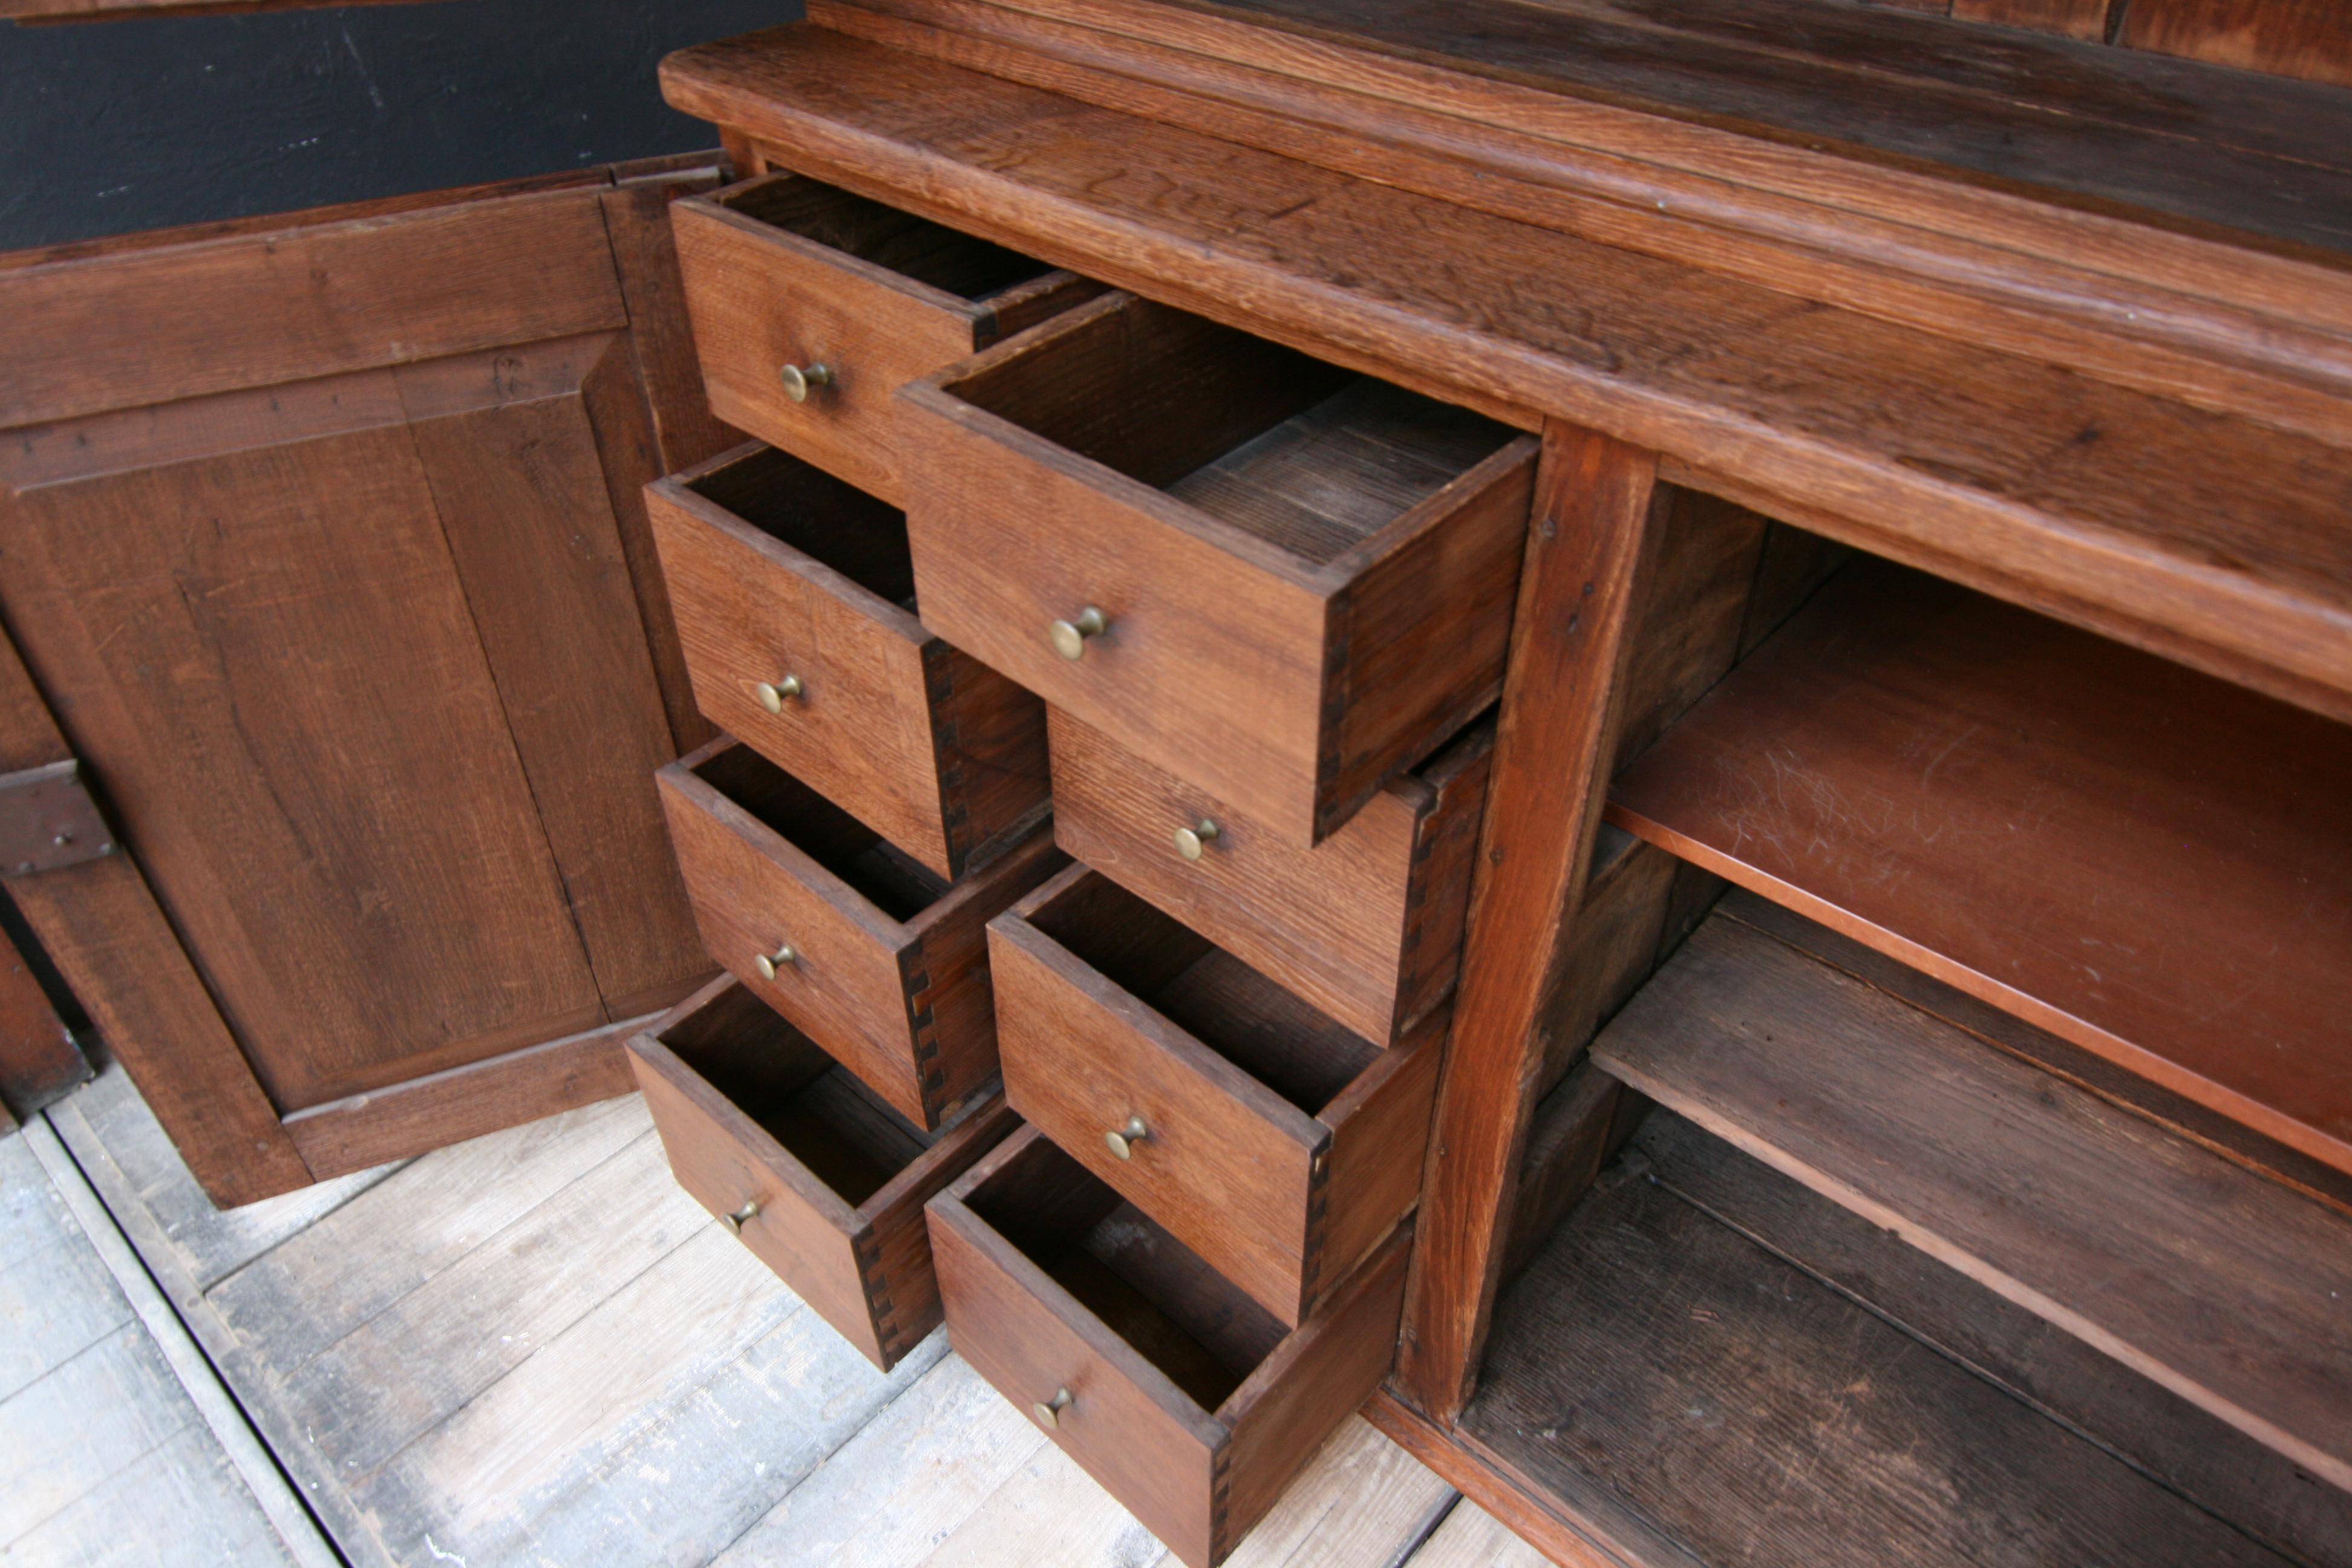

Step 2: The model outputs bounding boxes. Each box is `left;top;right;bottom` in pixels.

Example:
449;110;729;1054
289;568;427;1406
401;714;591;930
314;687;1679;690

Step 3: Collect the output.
814;0;2352;452
2120;0;2352;85
668;25;2352;728
650;442;1048;880
1610;558;2352;1175
1463;1111;2315;1568
903;290;1534;846
1593;901;2352;1492
0;913;83;1120
1396;423;1659;1420
660;739;1059;1129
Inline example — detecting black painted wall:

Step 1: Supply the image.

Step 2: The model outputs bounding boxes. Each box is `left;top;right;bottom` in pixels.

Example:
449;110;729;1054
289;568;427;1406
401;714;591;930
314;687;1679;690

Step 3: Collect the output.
0;0;796;253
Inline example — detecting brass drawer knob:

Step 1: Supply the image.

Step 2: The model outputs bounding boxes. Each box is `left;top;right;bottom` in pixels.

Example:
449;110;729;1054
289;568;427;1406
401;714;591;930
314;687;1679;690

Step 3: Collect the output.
754;675;804;713
1048;606;1108;661
1174;819;1221;861
779;362;834;402
1033;1387;1073;1429
753;943;799;981
1104;1115;1150;1160
724;1198;761;1233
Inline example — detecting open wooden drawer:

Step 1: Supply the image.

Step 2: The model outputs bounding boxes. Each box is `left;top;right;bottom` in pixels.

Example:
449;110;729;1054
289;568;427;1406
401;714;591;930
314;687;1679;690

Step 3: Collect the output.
629;975;1018;1370
1048;706;1492;1047
898;292;1538;847
986;864;1442;1325
657;736;1064;1131
671;171;1100;505
928;1126;1411;1568
648;442;1048;880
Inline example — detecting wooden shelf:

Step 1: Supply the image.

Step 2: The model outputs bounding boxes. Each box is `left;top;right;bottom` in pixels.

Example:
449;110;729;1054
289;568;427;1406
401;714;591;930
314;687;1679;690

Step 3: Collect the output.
1589;900;2352;1495
1459;1106;2352;1568
1609;557;2352;1175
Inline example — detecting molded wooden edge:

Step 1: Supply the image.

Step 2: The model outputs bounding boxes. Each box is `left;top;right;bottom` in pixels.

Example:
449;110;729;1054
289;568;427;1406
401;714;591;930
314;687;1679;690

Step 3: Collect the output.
679;175;998;323
284;1008;650;1180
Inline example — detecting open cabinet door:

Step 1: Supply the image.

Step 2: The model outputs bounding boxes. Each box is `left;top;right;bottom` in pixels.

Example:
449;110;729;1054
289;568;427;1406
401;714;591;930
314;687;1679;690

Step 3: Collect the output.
0;156;739;1205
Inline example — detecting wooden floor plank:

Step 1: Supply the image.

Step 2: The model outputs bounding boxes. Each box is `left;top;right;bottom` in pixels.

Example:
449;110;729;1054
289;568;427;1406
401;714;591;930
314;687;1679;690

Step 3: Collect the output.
1593;904;2352;1495
0;1422;301;1568
1219;1417;1456;1568
1403;1501;1555;1568
61;1067;399;1294
0;1322;191;1547
1465;1114;2307;1568
206;1094;647;1368
709;1352;1052;1567
367;1228;947;1568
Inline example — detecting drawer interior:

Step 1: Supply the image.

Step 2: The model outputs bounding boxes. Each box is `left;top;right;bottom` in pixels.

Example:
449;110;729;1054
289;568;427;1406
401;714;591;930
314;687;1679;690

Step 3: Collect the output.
967;1131;1288;1412
1025;871;1380;1114
947;295;1520;567
693;743;952;923
690;445;918;610
720;174;1057;304
658;980;935;1205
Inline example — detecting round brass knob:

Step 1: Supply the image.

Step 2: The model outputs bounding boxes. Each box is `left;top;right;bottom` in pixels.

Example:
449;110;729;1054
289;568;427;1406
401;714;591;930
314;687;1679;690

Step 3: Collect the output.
1033;1387;1073;1429
1104;1115;1150;1161
778;362;834;402
753;943;798;982
1173;819;1221;861
754;675;804;713
1048;606;1108;662
724;1198;761;1234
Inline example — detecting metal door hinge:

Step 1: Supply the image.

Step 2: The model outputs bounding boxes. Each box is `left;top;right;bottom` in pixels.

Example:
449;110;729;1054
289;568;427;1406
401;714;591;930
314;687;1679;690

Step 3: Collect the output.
1;760;116;877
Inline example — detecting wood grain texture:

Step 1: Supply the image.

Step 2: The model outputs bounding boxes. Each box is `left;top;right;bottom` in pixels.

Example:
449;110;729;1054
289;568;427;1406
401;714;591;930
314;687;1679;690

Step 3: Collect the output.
629;975;1016;1368
990;866;1439;1324
1048;707;1491;1046
0;914;84;1119
1610;558;2352;1173
901;290;1532;845
279;1009;653;1181
1948;0;2114;39
1463;1112;2307;1568
671;172;1093;505
667;27;2352;728
930;1127;1410;1566
2120;0;2352;85
659;739;1059;1129
814;0;2352;450
1592;903;2352;1492
649;442;1047;880
1396;423;1658;1420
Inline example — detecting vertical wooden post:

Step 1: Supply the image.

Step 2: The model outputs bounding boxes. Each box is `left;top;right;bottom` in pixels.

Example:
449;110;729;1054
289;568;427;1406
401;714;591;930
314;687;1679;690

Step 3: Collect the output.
1394;421;1661;1420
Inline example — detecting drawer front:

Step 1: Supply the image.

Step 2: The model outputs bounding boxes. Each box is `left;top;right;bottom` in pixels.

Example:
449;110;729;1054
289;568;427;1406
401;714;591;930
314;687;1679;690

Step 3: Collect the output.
650;473;956;874
901;399;1333;839
988;918;1322;1320
1050;708;1426;1045
673;195;984;506
628;1025;890;1364
658;768;926;1123
929;1160;1221;1563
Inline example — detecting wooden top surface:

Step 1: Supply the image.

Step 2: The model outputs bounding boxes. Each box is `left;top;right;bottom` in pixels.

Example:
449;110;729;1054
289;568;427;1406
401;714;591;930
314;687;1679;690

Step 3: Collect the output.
1610;558;2352;1174
1155;0;2352;256
664;24;2352;727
